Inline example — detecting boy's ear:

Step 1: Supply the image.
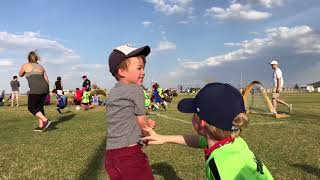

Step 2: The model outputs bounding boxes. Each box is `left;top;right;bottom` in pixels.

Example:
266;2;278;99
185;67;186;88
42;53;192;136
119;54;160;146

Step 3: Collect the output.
200;120;206;128
118;68;126;78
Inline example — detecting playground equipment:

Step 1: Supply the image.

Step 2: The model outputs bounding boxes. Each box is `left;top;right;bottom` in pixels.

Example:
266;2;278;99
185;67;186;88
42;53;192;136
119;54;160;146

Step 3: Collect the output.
242;81;289;119
90;89;107;97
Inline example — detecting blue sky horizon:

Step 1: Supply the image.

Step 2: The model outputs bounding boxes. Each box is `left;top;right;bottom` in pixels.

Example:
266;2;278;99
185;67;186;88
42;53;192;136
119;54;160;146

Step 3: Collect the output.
1;0;320;93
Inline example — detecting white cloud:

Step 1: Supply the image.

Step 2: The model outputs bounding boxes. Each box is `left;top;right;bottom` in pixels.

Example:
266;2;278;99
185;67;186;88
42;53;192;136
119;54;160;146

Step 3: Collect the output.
205;3;271;21
178;20;190;24
154;40;177;52
0;31;90;92
0;60;13;66
0;31;80;64
224;42;243;47
71;63;105;70
142;21;152;27
148;0;193;16
181;25;320;69
235;0;284;8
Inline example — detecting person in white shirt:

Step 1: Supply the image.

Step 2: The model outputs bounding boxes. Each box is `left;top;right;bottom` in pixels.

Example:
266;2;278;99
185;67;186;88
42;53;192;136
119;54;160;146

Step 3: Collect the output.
270;60;292;114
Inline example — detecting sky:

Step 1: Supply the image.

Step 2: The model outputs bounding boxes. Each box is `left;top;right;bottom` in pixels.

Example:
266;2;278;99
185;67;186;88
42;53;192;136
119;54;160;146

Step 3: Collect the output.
0;0;320;93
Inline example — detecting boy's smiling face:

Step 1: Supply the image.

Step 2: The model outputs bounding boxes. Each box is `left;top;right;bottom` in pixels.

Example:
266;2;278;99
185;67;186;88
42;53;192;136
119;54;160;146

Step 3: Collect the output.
118;56;145;85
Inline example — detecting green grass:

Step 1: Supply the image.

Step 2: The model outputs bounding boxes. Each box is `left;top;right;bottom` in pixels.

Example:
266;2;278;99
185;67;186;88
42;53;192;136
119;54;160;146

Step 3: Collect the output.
0;93;319;179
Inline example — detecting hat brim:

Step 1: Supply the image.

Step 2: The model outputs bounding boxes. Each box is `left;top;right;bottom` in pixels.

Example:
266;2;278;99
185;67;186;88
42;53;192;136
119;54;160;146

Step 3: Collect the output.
177;98;196;113
126;46;150;58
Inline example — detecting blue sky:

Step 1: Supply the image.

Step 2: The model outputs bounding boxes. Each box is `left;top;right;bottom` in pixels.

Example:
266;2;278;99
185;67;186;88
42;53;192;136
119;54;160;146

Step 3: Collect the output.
1;0;320;93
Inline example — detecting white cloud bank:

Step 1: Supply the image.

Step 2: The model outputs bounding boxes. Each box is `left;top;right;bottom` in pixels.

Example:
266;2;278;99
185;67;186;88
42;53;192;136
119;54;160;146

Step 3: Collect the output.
142;21;152;27
0;60;13;66
0;31;80;64
235;0;284;8
205;3;271;21
147;0;193;16
154;40;177;52
181;26;320;70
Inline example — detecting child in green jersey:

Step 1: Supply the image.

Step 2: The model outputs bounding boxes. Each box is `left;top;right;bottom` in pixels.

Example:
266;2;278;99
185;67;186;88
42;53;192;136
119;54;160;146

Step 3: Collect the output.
143;82;273;180
81;87;90;111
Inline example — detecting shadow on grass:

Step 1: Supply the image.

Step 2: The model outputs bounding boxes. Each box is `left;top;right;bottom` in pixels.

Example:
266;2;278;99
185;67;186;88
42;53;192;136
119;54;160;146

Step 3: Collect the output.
77;139;106;180
151;162;182;180
291;164;320;177
47;114;76;131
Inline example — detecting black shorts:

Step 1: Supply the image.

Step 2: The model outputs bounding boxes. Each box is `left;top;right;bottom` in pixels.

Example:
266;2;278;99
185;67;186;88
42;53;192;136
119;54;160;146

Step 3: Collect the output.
57;105;66;109
28;94;47;115
74;100;81;105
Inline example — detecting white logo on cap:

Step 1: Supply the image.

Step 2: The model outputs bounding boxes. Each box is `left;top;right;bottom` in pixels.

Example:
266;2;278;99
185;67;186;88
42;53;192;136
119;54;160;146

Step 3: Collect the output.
231;126;239;131
115;44;138;56
197;107;200;112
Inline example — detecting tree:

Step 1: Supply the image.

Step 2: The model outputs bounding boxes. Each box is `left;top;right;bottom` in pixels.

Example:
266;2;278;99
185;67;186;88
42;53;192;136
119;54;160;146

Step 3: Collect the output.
294;83;299;90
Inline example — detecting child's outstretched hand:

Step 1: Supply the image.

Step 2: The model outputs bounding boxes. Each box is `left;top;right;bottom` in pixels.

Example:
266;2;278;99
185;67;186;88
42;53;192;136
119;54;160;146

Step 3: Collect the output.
147;118;156;129
141;127;166;145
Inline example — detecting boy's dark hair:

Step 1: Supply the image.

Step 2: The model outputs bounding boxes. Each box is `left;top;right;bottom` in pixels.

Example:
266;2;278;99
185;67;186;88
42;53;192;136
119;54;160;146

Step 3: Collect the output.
76;88;79;90
152;83;159;90
13;76;17;79
57;77;61;81
52;89;57;94
28;51;39;63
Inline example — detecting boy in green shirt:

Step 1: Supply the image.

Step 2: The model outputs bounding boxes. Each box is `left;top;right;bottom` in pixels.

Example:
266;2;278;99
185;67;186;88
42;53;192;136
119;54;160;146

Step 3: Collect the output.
81;87;90;110
144;88;151;109
143;82;273;180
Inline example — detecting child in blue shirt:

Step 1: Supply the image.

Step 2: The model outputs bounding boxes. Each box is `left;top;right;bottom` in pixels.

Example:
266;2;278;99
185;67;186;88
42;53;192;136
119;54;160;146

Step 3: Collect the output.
52;89;67;114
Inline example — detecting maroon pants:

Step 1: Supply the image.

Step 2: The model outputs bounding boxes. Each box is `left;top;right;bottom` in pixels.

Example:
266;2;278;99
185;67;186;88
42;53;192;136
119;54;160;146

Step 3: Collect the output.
105;145;154;180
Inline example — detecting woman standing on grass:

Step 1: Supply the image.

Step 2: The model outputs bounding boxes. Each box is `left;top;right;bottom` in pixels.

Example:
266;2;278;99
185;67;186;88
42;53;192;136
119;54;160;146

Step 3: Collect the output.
19;51;51;132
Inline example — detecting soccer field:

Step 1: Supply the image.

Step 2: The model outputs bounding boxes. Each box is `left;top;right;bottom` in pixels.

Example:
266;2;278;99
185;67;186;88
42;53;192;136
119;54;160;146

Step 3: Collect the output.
0;93;319;179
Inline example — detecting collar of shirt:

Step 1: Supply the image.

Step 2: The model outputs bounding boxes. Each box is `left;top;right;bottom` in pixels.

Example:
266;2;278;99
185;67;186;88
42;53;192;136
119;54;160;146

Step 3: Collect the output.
204;136;234;160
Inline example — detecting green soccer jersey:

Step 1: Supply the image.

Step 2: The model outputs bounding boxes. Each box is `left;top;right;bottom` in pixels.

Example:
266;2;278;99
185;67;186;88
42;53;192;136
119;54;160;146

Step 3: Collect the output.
144;90;151;107
199;136;273;180
157;87;164;98
82;91;90;103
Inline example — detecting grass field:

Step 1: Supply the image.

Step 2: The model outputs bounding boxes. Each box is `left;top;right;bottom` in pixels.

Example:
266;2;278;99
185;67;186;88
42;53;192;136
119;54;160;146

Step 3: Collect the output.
0;93;319;179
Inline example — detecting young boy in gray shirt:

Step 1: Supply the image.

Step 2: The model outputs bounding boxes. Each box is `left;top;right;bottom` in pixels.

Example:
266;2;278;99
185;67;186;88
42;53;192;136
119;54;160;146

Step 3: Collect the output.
105;44;156;180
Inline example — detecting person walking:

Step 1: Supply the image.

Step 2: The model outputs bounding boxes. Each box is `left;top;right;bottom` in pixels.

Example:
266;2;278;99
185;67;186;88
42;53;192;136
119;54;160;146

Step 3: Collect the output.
269;60;292;114
19;51;51;132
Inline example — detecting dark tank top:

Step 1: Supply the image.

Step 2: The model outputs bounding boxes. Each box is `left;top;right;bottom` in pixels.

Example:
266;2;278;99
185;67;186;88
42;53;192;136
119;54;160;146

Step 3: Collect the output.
55;81;62;90
25;63;49;95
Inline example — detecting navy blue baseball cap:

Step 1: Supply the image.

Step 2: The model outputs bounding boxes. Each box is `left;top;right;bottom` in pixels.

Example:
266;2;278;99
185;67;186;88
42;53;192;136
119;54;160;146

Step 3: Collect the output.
178;82;245;131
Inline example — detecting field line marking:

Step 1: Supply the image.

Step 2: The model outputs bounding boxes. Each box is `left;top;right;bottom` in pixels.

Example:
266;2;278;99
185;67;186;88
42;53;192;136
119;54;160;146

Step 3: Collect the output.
250;121;288;125
149;112;287;126
148;112;191;124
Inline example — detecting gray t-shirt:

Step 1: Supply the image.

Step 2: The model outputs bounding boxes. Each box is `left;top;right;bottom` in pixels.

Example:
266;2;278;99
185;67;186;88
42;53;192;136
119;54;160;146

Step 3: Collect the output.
106;82;146;150
10;80;20;91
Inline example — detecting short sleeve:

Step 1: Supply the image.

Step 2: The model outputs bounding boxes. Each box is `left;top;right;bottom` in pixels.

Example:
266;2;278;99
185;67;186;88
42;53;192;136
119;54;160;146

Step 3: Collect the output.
130;86;146;116
199;136;208;148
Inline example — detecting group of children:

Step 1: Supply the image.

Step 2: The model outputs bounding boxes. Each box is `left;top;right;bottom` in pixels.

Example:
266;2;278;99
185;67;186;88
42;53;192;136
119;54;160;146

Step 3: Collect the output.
51;87;101;113
143;83;168;111
73;87;91;111
105;44;273;180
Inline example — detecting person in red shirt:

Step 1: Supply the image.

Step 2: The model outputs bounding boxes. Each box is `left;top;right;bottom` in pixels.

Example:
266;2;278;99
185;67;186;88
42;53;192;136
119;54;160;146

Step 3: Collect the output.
74;88;83;106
